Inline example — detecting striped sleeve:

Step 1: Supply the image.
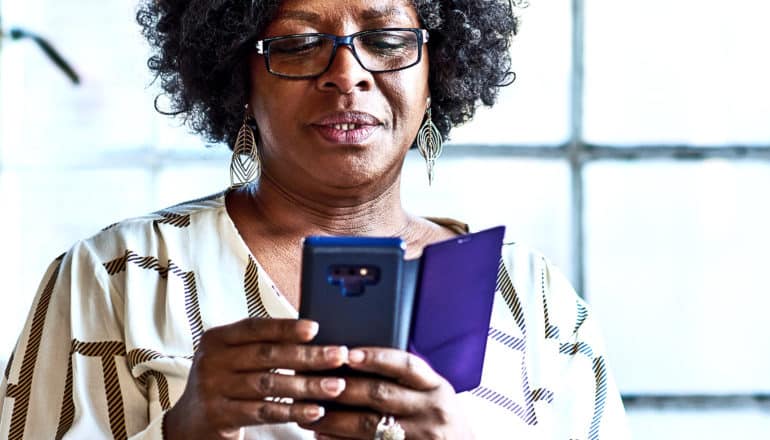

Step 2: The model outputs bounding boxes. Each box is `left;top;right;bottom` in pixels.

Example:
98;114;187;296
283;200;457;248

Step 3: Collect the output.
535;253;631;439
0;242;165;439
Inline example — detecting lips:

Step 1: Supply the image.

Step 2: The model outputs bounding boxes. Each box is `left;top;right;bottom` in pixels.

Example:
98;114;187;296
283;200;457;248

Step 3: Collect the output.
311;111;382;144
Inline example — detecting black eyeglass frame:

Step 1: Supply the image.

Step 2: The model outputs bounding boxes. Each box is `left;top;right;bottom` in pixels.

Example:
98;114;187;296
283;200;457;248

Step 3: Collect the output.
255;27;430;79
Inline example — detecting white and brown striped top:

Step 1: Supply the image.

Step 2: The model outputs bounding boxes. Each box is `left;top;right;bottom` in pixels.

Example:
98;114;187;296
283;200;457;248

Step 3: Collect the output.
0;192;629;439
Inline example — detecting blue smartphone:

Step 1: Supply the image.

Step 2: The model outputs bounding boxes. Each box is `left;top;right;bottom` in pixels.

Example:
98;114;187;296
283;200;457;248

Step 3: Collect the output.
298;227;504;394
299;236;413;350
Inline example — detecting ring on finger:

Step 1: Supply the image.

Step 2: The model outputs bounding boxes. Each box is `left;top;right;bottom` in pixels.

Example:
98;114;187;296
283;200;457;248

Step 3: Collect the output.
374;415;405;440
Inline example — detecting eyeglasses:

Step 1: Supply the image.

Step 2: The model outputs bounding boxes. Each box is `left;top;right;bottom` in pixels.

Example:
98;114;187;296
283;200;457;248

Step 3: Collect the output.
255;28;429;79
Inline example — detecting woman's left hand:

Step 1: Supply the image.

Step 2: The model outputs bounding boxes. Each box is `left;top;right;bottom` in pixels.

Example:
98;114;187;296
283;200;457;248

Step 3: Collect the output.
299;347;475;440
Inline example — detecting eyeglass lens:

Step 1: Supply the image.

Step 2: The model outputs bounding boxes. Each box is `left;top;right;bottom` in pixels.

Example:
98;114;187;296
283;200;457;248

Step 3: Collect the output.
267;30;420;77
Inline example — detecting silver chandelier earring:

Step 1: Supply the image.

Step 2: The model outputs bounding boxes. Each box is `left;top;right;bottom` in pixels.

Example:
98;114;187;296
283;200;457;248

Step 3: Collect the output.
417;104;443;185
230;106;261;188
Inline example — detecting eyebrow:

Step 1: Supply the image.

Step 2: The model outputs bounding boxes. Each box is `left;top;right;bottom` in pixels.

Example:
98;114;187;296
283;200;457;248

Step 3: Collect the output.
360;6;411;22
275;5;411;26
276;10;322;24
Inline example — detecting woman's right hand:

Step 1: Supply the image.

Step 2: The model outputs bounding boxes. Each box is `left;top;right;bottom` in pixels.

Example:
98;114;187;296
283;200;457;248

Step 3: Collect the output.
163;318;349;440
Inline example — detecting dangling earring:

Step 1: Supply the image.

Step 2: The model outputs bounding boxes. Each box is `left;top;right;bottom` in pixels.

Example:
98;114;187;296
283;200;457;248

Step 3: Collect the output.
417;104;443;185
230;106;260;188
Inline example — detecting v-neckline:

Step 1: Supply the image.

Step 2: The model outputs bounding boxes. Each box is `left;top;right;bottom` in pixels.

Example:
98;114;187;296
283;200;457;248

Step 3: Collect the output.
218;188;471;318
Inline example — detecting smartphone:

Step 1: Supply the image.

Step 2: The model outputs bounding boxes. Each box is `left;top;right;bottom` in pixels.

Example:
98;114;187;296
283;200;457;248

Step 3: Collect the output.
299;236;411;350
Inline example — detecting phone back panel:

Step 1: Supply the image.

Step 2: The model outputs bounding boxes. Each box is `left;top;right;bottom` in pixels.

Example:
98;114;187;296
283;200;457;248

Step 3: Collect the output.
299;237;407;349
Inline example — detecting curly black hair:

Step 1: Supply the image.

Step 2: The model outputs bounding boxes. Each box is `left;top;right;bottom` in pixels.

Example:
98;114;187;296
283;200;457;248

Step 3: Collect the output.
136;0;518;149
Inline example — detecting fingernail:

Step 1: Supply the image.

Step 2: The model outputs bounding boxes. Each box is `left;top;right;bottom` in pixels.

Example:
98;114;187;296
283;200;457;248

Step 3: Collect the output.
306;321;320;338
320;378;345;394
304;405;325;421
324;345;348;362
349;349;365;364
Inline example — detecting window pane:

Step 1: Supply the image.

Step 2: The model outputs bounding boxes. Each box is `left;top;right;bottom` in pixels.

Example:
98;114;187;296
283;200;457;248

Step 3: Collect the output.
1;0;573;160
628;407;770;440
584;0;770;146
402;152;574;282
155;159;231;208
0;168;153;365
0;0;207;165
0;0;161;165
585;161;770;393
444;0;572;146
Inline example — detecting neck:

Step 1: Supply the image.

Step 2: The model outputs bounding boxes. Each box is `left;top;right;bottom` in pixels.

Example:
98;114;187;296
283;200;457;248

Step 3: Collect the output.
246;170;411;239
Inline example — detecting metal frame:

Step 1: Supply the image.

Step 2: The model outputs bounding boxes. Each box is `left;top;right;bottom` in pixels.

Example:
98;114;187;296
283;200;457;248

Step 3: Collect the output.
452;0;770;412
431;0;770;412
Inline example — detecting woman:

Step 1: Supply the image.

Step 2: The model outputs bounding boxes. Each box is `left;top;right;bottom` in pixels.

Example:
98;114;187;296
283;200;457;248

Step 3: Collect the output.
0;0;629;438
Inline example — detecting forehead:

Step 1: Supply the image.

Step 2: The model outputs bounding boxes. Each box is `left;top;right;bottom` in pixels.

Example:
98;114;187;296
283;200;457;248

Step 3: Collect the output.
271;0;420;28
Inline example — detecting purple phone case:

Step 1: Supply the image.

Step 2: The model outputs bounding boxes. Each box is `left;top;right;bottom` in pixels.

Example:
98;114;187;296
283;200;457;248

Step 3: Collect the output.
408;226;505;392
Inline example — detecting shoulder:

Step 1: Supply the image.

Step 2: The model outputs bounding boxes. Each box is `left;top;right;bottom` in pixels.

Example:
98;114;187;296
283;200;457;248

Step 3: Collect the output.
498;242;587;342
99;191;227;234
68;191;229;270
499;241;571;298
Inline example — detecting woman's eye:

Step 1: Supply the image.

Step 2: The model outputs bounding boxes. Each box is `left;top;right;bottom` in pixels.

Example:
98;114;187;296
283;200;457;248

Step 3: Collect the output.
362;35;410;53
367;37;406;50
271;38;323;56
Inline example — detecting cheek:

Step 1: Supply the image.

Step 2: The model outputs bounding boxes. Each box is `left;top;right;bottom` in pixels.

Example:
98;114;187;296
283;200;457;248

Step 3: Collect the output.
386;73;430;132
404;62;430;123
248;64;270;127
247;69;299;146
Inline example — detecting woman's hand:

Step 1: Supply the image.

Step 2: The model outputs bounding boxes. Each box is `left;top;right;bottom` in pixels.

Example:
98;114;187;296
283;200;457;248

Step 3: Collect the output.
163;318;349;440
301;347;475;440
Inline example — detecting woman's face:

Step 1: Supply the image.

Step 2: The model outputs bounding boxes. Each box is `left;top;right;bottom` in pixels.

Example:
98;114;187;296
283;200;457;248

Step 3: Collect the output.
248;0;430;197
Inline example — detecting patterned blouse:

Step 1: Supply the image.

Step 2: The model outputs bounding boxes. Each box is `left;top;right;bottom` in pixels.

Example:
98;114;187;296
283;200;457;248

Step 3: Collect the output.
0;192;629;439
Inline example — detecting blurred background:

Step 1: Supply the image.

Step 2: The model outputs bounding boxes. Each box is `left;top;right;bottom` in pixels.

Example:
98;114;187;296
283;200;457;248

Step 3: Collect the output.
1;0;769;438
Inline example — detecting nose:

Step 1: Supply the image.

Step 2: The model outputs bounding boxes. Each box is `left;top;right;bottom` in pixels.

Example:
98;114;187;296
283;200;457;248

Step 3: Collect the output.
316;44;373;94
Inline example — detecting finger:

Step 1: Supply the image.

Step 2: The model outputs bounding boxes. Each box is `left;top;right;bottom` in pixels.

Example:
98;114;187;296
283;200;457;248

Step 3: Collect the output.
219;399;326;429
346;348;443;390
222;371;347;401
222;343;349;372
205;318;319;346
329;376;425;415
300;409;384;440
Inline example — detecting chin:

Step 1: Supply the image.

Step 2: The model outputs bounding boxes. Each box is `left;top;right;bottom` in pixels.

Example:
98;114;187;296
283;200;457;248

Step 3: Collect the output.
321;171;381;190
317;166;397;194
